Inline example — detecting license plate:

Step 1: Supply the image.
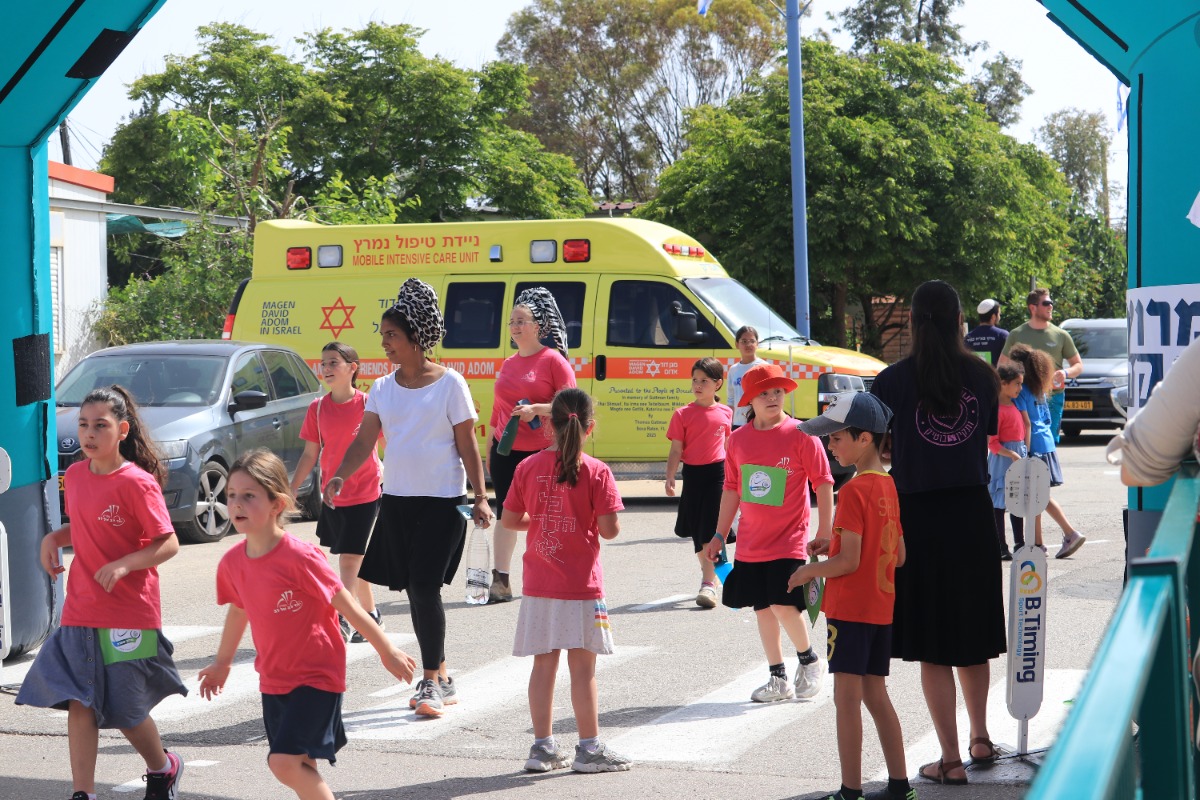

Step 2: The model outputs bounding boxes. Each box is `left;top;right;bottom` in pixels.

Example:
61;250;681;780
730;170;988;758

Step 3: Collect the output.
58;474;65;492
1064;400;1093;410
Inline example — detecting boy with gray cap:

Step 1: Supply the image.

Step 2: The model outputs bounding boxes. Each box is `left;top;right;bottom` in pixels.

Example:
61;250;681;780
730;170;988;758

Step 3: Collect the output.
788;392;915;800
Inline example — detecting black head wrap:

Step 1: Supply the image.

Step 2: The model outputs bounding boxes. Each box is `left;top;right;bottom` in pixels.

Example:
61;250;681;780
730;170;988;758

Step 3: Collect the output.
392;278;446;352
514;286;569;358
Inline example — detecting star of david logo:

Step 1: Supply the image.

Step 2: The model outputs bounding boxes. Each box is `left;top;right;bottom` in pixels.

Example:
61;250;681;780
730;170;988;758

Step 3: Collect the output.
320;297;355;338
645;360;661;377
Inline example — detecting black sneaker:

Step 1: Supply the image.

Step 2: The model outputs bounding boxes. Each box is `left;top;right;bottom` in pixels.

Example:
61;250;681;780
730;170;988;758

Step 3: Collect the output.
351;608;385;644
71;793;90;800
338;614;352;643
143;750;183;800
1000;546;1013;561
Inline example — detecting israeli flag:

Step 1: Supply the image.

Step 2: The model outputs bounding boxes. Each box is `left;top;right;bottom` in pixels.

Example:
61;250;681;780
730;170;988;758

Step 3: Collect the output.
698;0;714;15
1116;81;1129;133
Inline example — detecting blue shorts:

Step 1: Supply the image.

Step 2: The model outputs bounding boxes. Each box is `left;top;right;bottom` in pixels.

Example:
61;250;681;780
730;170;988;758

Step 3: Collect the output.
262;686;347;763
827;618;892;677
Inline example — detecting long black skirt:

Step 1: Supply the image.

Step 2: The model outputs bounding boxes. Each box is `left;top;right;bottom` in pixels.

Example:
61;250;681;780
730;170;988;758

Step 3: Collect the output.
893;484;1007;667
358;494;468;592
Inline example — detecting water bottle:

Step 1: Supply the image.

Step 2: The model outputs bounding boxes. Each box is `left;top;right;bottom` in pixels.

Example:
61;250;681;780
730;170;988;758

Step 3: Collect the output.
464;524;491;605
714;537;733;583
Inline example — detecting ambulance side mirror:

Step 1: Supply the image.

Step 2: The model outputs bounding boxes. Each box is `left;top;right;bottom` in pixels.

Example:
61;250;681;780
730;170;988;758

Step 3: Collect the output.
671;301;707;344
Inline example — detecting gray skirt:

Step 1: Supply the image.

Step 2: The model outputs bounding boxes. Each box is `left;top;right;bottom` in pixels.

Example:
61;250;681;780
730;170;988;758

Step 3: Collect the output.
513;597;614;656
15;626;187;729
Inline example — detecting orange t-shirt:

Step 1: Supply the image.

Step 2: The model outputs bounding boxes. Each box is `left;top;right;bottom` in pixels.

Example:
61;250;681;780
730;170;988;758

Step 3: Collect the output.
821;471;903;625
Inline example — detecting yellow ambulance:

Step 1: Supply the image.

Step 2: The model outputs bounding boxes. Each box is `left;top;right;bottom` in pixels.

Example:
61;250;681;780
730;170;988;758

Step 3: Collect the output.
225;218;886;477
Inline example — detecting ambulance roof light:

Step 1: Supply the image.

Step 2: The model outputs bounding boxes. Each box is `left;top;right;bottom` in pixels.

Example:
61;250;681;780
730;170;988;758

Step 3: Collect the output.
530;240;557;263
317;245;342;268
563;239;590;263
286;247;312;270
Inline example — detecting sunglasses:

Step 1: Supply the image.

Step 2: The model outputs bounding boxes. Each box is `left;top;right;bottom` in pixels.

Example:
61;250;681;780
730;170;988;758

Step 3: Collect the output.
1039;300;1054;307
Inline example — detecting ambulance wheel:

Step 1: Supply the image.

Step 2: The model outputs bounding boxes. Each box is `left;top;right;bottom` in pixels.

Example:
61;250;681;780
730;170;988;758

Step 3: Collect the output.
181;460;231;543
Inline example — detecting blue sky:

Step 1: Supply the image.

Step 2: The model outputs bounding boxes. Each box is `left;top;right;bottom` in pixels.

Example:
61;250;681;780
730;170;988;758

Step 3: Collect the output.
56;0;1128;211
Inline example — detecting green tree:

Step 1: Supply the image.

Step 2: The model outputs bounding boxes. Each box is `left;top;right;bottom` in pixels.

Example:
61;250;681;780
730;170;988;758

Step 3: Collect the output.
971;53;1033;129
1036;107;1113;220
498;0;782;200
639;40;1072;353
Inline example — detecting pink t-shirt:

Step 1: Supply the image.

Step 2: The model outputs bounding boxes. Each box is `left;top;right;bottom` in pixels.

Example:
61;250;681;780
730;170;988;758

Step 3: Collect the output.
490;347;576;452
300;391;382;507
667;402;732;465
988;402;1026;454
61;460;175;630
216;533;347;694
723;421;833;562
504;450;624;600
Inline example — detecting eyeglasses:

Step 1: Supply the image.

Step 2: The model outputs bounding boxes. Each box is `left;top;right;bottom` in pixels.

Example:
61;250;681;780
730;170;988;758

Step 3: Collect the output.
1040;300;1055;307
737;338;758;345
507;320;531;328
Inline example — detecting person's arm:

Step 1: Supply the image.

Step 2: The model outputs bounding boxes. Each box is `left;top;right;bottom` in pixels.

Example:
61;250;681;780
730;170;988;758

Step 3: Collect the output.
1021;410;1032;452
896;535;907;568
453;417;493;529
597;512;620;540
703;489;740;562
812;482;835;541
664;440;683;496
333;589;416;683
94;531;180;593
290;440;321;497
40;524;71;581
501;507;530;531
1064;352;1083;380
198;604;249;700
788;530;862;590
326;411;383;505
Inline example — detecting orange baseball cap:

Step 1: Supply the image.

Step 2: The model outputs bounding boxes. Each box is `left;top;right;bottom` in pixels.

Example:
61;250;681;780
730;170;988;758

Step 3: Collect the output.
737;363;797;406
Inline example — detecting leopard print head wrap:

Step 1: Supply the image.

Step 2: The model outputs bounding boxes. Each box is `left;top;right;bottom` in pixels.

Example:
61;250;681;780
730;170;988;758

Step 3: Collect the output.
514;286;569;358
392;278;446;352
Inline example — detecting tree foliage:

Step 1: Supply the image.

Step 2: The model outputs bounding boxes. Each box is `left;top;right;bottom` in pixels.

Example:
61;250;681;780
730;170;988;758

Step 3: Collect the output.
639;40;1073;353
497;0;782;200
971;53;1033;129
1036;107;1113;220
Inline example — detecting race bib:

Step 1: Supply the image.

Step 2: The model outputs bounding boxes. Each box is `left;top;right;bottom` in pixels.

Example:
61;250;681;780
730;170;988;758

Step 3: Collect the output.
741;464;787;507
98;628;157;665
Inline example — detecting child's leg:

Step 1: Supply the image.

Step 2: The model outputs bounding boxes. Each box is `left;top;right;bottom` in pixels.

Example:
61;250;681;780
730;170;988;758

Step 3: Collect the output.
695;550;716;583
67;700;99;794
771;604;813;655
267;753;335;800
1034;513;1044;546
566;648;600;740
1044;496;1077;536
755;608;785;665
992;507;1007;548
338;554;375;614
529;651;561;739
832;673;865;789
863;676;907;781
1010;513;1026;548
119;715;169;770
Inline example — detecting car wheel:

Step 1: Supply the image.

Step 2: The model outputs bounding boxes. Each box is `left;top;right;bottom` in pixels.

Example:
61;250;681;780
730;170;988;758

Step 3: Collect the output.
180;460;231;543
300;483;323;522
1062;425;1082;439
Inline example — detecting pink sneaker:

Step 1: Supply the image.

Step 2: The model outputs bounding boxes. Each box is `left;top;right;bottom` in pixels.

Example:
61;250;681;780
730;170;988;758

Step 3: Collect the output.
143;750;183;800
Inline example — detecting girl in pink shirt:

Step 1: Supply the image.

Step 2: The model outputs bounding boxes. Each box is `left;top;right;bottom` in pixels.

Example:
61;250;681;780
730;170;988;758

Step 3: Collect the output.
199;449;415;800
17;385;186;800
501;388;631;774
665;357;732;609
987;363;1029;559
704;363;835;704
290;341;384;643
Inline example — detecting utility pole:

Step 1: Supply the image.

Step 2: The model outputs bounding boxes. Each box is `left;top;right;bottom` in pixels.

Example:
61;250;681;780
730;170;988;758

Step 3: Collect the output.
58;120;72;166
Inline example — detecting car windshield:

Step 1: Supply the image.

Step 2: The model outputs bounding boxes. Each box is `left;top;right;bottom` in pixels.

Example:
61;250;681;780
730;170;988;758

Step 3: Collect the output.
57;355;227;407
683;277;807;343
1065;325;1127;360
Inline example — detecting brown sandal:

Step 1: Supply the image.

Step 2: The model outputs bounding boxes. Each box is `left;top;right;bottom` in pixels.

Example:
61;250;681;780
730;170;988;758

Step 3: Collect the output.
969;737;1000;764
918;758;968;785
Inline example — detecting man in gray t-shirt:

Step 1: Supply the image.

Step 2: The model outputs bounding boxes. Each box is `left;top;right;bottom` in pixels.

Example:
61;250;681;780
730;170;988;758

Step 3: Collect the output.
1000;287;1082;444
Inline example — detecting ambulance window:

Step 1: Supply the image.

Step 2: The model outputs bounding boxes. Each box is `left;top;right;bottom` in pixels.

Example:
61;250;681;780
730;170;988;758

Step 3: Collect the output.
262;350;303;399
230;352;270;396
606;281;725;349
514;282;585;351
443;282;505;349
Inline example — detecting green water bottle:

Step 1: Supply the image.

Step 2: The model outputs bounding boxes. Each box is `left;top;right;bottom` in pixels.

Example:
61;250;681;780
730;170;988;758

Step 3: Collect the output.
496;398;529;456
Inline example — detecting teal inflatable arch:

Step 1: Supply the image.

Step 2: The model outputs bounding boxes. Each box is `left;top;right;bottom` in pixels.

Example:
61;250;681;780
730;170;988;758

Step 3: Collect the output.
1;1;169;657
1039;3;1200;548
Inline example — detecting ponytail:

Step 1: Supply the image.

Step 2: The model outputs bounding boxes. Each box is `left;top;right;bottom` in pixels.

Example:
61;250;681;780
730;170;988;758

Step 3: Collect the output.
82;384;166;486
550;388;594;487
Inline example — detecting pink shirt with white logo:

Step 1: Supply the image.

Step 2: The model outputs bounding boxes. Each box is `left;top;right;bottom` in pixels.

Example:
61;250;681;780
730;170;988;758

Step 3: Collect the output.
216;533;347;694
300;391;382;507
667;402;732;465
504;450;624;600
490;347;576;452
723;421;833;562
60;460;175;630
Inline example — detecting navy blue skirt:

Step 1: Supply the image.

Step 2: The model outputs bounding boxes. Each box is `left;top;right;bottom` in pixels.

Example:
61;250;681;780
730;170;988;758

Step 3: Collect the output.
262;685;347;763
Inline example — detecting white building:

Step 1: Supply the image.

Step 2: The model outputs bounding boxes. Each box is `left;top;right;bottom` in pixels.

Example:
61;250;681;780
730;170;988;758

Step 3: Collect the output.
48;161;112;381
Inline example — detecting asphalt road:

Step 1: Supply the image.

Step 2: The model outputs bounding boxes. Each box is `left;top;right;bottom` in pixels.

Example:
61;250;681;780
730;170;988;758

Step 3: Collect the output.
0;433;1129;800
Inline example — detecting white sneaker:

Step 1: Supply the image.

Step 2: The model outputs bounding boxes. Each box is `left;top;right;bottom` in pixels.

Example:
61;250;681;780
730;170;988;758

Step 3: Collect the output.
1056;531;1086;559
525;742;571;772
696;581;718;609
794;658;825;699
750;674;794;703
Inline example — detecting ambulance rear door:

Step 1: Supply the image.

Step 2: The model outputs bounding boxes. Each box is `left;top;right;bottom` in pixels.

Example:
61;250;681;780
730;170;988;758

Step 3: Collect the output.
592;276;730;463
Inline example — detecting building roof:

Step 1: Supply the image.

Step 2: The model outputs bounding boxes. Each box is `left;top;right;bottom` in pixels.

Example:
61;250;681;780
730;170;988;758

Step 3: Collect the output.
49;160;113;194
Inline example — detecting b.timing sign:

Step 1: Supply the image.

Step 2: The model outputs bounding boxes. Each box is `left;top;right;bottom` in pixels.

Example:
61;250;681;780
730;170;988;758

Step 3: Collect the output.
1006;544;1048;719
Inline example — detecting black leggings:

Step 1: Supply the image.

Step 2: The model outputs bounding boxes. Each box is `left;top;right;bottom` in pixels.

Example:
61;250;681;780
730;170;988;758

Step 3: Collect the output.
408;582;446;671
993;507;1025;549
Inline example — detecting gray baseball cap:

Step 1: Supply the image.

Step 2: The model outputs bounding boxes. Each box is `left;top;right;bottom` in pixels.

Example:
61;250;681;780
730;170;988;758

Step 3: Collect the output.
798;392;893;437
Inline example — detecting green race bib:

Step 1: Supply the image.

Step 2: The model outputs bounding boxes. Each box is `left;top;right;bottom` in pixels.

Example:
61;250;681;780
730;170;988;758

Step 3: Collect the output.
98;628;158;665
741;464;787;507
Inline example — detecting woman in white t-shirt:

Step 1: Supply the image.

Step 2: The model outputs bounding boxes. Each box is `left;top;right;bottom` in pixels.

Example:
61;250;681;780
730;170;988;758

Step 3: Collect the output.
328;278;492;719
727;326;766;429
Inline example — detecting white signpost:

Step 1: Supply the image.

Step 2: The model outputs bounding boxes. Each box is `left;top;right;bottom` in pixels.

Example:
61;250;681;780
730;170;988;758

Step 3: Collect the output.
1003;457;1053;763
